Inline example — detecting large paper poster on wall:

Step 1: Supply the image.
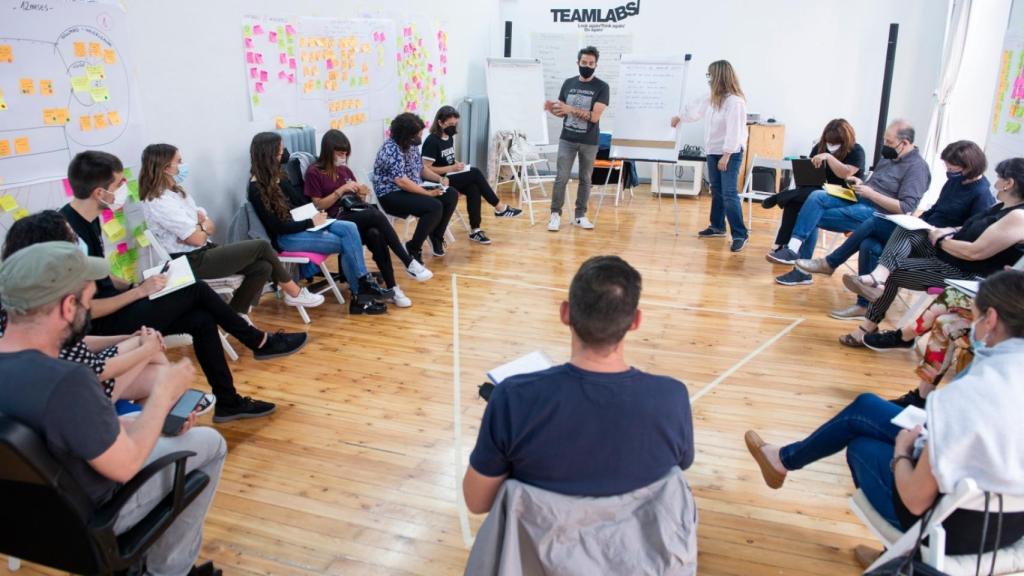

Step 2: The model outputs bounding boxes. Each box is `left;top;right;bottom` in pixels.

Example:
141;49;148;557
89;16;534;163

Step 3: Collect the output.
395;20;449;122
241;15;299;121
986;0;1024;166
0;0;143;189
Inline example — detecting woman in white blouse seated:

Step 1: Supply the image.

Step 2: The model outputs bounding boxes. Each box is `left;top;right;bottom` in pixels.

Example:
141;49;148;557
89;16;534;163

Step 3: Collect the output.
745;269;1024;567
139;143;324;314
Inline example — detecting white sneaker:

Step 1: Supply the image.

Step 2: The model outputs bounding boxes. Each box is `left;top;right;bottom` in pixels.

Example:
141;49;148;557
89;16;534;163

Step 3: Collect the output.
388;285;412;308
284;287;325;308
547;212;560;232
405;259;433;282
573;216;595;230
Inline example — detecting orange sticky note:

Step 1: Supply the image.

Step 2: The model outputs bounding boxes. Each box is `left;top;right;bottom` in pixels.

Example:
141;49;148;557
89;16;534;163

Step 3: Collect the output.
80;115;93;132
19;78;33;95
89;42;102;58
39;79;53;96
274;116;285;129
0;90;6;111
14;137;29;155
107;110;122;126
103;49;116;64
43;108;60;125
73;41;86;57
0;44;12;63
0;140;9;157
93;113;108;129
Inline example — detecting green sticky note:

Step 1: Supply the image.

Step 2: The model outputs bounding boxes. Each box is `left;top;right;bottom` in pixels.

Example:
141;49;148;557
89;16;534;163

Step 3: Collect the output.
288;46;294;57
123;167;134;180
252;94;260;106
70;76;90;93
243;24;253;36
126;180;139;201
1006;122;1022;134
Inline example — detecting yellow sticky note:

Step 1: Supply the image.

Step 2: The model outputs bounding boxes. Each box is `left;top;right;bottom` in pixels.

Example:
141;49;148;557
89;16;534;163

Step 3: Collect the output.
73;41;86;57
93;113;108;129
39;80;53;96
0;140;9;157
56;107;70;124
43;108;60;125
0;194;18;212
11;208;29;222
0;44;12;63
70;76;89;93
19;78;33;95
107;110;122;126
135;231;150;247
14;137;29;155
85;65;104;80
274;116;285;129
89;42;102;58
90;87;110;102
101;219;126;241
79;115;93;132
103;49;116;64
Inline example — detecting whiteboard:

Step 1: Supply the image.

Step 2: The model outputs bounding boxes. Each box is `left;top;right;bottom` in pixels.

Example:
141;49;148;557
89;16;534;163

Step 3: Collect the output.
985;0;1024;171
610;55;689;162
486;58;549;145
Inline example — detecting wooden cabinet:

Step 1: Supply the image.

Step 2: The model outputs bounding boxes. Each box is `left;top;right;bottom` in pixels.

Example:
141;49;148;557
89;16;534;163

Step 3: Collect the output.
738;123;785;191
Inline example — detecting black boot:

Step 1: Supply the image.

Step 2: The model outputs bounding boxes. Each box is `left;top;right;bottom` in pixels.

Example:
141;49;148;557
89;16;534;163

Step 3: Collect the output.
358;274;394;300
350;292;387;315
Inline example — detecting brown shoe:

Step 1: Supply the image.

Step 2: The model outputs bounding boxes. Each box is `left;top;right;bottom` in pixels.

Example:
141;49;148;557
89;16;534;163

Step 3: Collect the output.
842;273;884;303
744;430;786;489
853;544;883;569
795;257;835;276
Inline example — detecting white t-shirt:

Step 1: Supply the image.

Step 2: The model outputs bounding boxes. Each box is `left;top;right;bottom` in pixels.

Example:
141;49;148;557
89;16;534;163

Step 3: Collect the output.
679;93;748;155
142;189;206;254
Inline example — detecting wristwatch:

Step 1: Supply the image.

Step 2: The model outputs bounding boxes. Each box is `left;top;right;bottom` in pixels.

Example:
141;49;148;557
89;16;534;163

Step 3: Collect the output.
890;454;914;472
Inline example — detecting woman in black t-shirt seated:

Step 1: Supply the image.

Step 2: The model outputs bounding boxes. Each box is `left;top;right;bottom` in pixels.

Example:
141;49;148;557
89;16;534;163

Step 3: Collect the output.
764;118;866;260
746;269;1024;567
422;106;521;245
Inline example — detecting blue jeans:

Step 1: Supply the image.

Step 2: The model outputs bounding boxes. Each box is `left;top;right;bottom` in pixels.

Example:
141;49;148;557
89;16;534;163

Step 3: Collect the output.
706;153;748;240
791;190;877;259
277;220;368;293
825;217;897;307
780;393;903;527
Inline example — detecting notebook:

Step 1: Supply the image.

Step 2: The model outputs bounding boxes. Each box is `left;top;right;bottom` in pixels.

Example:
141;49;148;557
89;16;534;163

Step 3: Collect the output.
487;351;554;385
790;159;826;187
447;164;472;176
876;213;934;231
890;405;928;441
823;183;857;202
945;279;980;297
290;203;335;231
142;256;196;300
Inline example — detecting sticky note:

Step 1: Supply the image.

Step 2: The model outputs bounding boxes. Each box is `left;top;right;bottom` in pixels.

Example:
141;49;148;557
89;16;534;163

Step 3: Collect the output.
285;24;296;35
123;167;134;180
0;90;6;110
243;24;253;36
103;49;116;64
289;57;296;69
275;116;285;129
0;194;18;212
102;218;126;241
107;110;122;125
94;113;108;129
39;79;54;96
43;108;60;125
0;140;9;157
14;137;29;155
246;51;255;64
62;178;73;196
253;24;264;35
260;70;268;82
101;209;114;223
268;31;278;43
85;64;104;80
0;44;11;63
255;53;264;64
90;87;110;102
255;82;265;93
89;42;102;57
73;41;86;57
116;242;128;254
71;76;90;92
244;37;254;49
11;208;29;222
19;78;33;95
126;180;139;201
279;52;287;64
134;232;149;247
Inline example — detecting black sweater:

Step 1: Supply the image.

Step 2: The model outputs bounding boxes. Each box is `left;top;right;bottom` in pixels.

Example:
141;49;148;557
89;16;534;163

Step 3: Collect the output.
247;179;313;249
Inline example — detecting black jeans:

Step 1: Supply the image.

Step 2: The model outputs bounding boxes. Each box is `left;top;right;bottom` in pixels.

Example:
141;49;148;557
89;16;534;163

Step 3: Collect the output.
379;188;458;252
448;167;500;229
338;206;412;288
90;282;265;403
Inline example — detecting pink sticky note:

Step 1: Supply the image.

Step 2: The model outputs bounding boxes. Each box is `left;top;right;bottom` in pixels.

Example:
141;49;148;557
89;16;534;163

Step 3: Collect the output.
255;53;264;64
288;58;297;69
246;52;255;64
278;70;287;80
403;27;411;37
253;24;264;35
255;82;265;93
325;59;335;70
250;67;258;79
62;178;74;196
116;242;128;254
432;77;437;86
372;32;379;42
287;73;295;84
396;53;402;62
442;67;447;75
427;63;433;72
418;38;423;47
101;209;114;223
260;70;268;82
279;52;287;64
268;31;278;43
285;24;296;35
245;37;254;49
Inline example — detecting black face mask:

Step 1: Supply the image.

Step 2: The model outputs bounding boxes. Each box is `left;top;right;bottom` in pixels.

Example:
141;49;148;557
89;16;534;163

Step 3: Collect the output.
409;137;422;148
578;65;595;79
443;125;457;137
62;304;91;349
880;145;899;160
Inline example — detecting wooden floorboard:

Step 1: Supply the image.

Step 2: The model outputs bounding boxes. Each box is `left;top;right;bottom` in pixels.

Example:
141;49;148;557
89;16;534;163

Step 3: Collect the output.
4;184;928;575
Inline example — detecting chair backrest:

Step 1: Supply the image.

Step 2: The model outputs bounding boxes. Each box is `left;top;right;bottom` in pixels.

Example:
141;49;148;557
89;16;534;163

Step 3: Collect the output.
0;414;104;573
144;230;172;262
743;157;791;196
285;151;317;192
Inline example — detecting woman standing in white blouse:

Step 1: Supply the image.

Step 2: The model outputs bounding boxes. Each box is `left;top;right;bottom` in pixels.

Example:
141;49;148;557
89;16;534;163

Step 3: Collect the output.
672;60;749;252
139;143;324;314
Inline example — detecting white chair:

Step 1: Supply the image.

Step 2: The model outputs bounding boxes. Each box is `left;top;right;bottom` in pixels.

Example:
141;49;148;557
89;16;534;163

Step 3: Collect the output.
496;140;554;226
851;479;1024;575
740;157;790;229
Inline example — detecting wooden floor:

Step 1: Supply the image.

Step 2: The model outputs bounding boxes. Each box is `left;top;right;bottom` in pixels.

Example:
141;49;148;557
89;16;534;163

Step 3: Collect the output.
5;184;926;575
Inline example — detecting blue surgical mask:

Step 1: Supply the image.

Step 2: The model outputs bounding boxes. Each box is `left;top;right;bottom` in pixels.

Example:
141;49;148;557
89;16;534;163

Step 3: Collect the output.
77;237;90;256
946;170;963;180
174;163;190;184
969;318;988;352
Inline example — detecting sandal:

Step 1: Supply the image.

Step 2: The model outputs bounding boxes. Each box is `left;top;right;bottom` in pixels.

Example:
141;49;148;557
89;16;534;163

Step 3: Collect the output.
842;273;884;303
839;325;876;348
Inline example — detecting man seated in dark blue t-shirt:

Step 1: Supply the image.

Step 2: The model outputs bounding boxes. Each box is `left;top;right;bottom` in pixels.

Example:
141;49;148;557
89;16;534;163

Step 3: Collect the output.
463;255;694;514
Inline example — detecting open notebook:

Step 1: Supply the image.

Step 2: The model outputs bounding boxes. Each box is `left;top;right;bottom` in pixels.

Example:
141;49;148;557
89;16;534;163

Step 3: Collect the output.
487;351;554;385
142;255;196;300
876;213;934;231
823;183;857;202
290;203;335;231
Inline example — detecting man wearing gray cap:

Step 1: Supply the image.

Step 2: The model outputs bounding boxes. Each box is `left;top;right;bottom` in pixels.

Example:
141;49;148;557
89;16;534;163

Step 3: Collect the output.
0;242;226;576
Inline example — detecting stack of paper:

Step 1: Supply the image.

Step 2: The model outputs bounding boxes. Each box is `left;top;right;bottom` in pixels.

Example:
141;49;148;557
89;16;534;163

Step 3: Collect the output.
877;213;934;231
487;351;554;385
290;203;335;231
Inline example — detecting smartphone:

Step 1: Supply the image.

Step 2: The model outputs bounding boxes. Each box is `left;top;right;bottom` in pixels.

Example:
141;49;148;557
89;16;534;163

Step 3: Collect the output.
162;388;205;435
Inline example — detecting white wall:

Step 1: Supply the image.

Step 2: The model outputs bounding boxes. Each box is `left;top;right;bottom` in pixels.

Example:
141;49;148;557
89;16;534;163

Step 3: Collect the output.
3;0;500;240
501;0;948;167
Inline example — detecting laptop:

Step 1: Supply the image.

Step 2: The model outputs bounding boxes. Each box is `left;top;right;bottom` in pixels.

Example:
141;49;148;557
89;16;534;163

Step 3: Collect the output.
790;158;827;187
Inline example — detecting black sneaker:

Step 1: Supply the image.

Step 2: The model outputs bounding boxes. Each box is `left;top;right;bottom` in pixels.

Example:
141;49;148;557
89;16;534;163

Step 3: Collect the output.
766;247;800;265
358;274;394;300
213;396;277;423
730;237;748;252
864;329;915;352
890;388;926;409
429;236;446;257
253;330;308;361
761;194;779;209
469;230;492;244
494;206;522;218
188;561;223;576
350;293;387;315
697;227;726;238
775;269;813;286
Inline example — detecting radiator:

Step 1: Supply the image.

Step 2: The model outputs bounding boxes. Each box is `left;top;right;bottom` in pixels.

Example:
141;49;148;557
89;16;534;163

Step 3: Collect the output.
276;126;317;155
457;96;489;169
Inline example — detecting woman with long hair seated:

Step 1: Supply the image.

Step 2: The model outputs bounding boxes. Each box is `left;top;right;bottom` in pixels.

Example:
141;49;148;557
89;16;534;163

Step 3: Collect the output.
303;129;433;308
746;269;1024;567
139;143;324;315
247;131;391;315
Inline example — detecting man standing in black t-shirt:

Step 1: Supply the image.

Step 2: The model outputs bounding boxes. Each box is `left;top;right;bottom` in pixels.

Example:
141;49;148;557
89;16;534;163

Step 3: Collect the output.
543;46;610;232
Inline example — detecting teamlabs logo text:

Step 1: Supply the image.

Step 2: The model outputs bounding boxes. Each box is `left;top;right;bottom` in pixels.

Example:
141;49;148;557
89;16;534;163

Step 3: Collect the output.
550;1;641;30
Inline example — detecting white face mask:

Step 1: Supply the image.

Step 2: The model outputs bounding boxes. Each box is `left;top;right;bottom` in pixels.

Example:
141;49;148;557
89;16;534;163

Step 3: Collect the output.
334;156;347;167
826;143;841;154
101;182;129;211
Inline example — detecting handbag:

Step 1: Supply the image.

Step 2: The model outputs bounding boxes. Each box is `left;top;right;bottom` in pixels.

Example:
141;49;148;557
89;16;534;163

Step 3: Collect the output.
339;194;370;212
